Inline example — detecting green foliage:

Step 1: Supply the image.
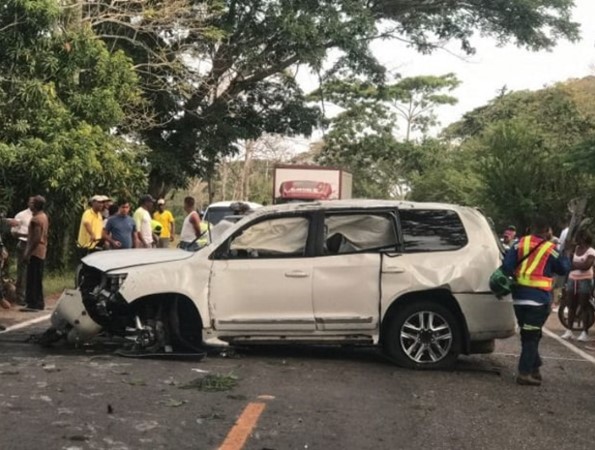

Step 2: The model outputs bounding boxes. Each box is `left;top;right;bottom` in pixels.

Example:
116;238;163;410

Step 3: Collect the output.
383;74;460;140
405;138;481;206
0;1;147;269
373;0;579;53
315;74;461;198
0;127;147;268
437;79;595;231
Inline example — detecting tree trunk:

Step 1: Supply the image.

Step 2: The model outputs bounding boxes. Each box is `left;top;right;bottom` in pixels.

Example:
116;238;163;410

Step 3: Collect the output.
240;140;255;199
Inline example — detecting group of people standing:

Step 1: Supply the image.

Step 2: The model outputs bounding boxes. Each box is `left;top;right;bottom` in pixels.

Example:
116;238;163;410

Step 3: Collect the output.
501;217;595;386
501;221;595;341
0;195;49;317
77;194;204;252
0;193;206;331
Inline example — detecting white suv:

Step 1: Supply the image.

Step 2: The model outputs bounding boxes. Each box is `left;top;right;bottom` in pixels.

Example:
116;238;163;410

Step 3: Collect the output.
53;200;515;369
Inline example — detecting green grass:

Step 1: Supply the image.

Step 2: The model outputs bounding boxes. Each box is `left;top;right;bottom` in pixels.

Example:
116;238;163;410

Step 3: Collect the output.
44;270;75;296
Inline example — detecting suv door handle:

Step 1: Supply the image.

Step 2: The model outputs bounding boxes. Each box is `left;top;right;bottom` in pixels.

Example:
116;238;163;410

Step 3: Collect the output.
385;266;406;274
285;271;309;278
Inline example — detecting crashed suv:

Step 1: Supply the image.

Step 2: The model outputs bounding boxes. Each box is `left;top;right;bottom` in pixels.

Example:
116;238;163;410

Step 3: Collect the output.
50;200;515;369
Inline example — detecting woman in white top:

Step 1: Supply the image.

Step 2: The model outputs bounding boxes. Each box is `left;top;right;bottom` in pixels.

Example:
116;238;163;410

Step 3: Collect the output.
561;229;595;341
179;196;202;251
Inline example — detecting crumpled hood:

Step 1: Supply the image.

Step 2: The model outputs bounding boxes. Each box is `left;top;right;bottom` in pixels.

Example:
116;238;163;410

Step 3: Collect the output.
82;249;195;272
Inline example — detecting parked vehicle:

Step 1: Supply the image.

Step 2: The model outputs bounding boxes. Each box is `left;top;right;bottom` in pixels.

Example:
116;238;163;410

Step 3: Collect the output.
273;165;352;204
203;201;262;225
49;200;515;369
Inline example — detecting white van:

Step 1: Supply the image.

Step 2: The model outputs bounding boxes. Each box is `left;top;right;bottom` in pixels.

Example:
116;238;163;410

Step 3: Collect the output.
202;201;262;225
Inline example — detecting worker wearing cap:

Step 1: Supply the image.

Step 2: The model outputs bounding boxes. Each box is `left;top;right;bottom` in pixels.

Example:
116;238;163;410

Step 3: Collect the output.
153;198;175;248
501;225;517;250
77;195;107;251
134;194;155;248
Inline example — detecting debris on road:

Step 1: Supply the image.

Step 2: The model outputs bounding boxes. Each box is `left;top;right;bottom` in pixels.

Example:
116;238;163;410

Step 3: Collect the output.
122;378;147;386
42;363;60;372
179;372;238;392
160;399;187;408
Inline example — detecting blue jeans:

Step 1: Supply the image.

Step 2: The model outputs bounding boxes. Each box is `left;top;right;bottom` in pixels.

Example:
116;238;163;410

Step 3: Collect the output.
514;304;550;375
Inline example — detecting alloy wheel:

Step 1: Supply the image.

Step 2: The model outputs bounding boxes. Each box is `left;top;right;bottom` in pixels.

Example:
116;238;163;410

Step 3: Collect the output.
399;311;453;363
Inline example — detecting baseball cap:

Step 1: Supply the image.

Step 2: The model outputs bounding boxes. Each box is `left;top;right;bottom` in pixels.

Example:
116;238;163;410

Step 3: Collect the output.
157;198;165;205
90;195;109;202
140;194;155;204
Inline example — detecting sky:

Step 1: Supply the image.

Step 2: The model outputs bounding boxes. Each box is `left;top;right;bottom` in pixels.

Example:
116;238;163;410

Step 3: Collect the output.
295;0;595;148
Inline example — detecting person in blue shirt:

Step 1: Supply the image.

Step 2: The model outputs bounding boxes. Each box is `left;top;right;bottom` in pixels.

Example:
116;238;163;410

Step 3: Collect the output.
103;200;137;249
502;216;571;386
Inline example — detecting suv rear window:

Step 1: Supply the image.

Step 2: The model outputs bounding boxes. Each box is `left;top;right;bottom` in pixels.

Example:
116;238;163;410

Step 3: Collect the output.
399;209;468;252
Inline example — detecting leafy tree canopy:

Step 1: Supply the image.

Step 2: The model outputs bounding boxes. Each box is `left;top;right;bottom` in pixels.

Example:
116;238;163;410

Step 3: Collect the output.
86;0;580;194
435;78;595;231
314;73;461;197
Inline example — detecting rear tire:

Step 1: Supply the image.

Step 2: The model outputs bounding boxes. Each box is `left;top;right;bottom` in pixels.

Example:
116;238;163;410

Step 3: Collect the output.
383;300;461;370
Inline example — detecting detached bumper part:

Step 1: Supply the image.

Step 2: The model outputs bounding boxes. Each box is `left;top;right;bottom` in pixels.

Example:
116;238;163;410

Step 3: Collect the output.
51;289;102;343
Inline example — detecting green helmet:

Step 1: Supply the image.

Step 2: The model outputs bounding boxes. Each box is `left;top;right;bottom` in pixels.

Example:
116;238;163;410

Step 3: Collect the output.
489;268;512;298
151;220;163;236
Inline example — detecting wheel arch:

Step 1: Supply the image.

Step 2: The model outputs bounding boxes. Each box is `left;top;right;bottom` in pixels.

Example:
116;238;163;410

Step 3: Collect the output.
381;288;471;355
130;292;205;344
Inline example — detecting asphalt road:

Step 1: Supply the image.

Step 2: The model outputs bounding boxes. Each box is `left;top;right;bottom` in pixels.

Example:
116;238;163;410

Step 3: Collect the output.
0;316;594;450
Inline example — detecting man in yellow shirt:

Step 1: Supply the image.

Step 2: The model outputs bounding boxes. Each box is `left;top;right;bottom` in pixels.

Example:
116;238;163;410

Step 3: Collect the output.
153;198;175;248
77;195;107;251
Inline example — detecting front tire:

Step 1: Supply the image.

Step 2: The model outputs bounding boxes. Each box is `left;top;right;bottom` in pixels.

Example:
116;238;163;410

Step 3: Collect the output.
383;300;461;369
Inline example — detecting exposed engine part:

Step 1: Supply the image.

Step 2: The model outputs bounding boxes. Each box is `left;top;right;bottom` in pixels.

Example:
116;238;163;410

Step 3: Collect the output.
43;264;204;356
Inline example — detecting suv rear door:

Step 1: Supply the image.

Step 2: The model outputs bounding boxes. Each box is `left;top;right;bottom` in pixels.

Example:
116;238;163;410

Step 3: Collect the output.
380;208;470;315
311;209;399;331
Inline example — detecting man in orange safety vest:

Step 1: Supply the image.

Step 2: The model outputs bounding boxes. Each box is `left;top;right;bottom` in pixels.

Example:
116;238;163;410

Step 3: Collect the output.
502;216;571;386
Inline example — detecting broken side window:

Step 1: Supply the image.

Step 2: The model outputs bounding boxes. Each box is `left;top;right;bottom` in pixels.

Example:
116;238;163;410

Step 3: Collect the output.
229;217;309;258
323;214;398;254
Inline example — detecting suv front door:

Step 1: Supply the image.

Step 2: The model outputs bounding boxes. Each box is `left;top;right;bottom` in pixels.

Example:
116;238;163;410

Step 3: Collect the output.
209;215;316;332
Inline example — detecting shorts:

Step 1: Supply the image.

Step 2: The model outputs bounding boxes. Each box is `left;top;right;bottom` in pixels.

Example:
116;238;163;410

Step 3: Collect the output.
565;278;593;295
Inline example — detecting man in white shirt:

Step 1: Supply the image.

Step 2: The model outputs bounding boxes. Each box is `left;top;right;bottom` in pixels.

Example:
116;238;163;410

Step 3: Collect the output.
133;194;155;248
8;197;34;305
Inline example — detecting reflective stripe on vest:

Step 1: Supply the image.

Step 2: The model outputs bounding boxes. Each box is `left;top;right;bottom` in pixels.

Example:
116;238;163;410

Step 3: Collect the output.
514;236;555;291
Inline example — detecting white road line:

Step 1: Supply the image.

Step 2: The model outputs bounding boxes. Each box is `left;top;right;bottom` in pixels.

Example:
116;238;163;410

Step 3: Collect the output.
0;314;51;334
492;352;590;362
543;327;595;365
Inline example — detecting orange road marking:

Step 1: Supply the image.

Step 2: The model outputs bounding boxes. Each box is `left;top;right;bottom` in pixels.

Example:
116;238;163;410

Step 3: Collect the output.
218;402;267;450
